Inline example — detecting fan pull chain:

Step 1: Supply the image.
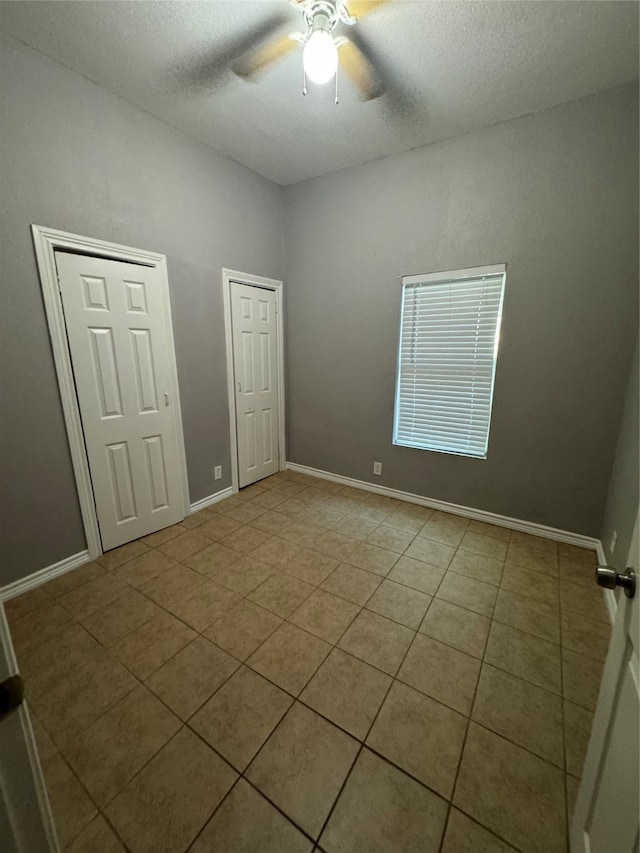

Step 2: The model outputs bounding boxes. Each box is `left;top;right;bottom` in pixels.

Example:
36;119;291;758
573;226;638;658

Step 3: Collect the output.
302;67;307;96
335;69;339;104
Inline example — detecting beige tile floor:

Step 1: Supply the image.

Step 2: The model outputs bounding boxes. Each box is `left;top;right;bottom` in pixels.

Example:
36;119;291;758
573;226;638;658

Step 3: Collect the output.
5;471;610;853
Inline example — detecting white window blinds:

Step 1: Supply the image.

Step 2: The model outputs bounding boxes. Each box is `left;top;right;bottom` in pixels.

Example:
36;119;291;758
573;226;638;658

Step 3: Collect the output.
393;265;506;459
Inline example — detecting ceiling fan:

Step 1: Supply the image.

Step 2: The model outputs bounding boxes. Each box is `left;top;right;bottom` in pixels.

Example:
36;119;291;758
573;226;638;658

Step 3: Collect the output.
230;0;394;101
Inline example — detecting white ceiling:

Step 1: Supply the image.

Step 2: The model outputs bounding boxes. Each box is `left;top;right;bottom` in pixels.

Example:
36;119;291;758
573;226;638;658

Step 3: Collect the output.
1;1;637;185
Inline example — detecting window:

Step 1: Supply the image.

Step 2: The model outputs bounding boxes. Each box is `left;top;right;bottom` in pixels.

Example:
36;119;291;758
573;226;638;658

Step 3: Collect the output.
393;264;506;459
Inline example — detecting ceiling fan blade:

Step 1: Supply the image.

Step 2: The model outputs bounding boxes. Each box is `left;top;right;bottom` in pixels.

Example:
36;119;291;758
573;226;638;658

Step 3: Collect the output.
232;35;298;79
346;0;394;22
339;39;385;100
176;13;289;91
342;27;414;115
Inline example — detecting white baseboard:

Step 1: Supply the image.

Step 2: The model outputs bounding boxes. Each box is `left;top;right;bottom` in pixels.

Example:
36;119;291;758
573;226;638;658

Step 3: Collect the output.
0;550;91;602
286;462;602;553
190;487;233;514
0;489;233;604
0;601;19;671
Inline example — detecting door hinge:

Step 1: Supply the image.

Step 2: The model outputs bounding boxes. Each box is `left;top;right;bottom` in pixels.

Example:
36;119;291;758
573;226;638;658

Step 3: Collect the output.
0;674;24;721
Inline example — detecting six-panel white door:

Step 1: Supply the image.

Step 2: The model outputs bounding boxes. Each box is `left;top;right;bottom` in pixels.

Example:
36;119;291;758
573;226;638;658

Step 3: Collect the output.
56;252;185;551
230;282;280;488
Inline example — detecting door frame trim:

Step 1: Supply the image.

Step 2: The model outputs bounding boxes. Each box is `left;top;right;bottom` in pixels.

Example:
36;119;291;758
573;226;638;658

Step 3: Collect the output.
222;268;286;493
1;602;60;852
31;224;190;560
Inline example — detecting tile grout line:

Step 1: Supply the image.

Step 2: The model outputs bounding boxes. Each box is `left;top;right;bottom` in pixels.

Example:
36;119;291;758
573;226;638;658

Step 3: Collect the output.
175;670;332;849
31;568;252;851
18;530;584;708
433;541;565;853
435;528;510;853
28;531;558;744
311;568;433;848
298;516;486;844
273;477;580;850
444;530;577;851
109;529;340;837
44;749;103;850
101;810;133;853
38;589;565;852
187;496;443;845
311;529;532;851
438;534;578;853
9;472;603;853
203;490;585;849
176;721;325;851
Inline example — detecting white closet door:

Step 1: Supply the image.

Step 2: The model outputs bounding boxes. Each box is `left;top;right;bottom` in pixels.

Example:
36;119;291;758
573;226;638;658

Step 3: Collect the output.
56;252;185;550
230;283;280;488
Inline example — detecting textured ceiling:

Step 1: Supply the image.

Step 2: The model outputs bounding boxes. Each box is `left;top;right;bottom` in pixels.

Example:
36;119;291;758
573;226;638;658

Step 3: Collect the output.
1;1;637;185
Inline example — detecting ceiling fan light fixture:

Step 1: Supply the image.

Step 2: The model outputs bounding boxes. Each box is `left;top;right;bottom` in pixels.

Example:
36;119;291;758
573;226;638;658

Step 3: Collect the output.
303;22;338;84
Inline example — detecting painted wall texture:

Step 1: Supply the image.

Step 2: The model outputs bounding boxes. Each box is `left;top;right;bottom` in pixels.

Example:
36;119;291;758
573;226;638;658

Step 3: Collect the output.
601;337;639;569
1;32;637;586
284;84;638;536
0;35;285;585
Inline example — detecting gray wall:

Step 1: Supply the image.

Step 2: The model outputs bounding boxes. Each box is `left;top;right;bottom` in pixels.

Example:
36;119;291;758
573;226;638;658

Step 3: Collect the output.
1;33;637;585
600;337;639;568
0;35;284;585
284;84;639;536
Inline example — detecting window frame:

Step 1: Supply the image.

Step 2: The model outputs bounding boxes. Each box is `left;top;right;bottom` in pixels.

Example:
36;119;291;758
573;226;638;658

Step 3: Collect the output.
392;263;506;460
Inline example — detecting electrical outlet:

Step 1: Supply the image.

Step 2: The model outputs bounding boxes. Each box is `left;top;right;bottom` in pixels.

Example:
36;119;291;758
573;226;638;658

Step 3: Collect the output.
610;530;617;553
214;465;222;481
373;461;382;476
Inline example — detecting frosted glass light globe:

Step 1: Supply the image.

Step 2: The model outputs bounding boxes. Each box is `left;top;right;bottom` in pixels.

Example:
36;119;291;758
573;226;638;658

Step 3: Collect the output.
303;29;338;84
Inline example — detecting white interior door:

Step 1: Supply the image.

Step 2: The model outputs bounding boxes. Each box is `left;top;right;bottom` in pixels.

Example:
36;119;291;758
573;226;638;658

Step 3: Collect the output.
56;252;186;551
571;511;639;853
0;606;58;852
230;282;280;488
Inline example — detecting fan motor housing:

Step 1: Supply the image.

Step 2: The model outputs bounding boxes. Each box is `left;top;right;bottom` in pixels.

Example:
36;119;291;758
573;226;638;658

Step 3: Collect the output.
302;1;341;31
311;11;332;35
